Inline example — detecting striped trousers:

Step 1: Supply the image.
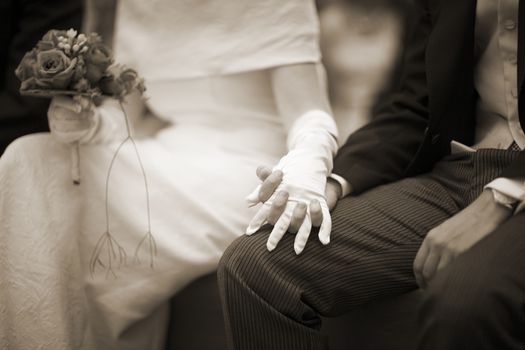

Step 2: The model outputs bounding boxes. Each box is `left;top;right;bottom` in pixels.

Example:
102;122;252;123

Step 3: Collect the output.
218;148;525;350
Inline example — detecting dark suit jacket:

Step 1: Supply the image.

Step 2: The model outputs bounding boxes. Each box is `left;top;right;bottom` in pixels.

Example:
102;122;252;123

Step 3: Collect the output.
333;0;525;194
0;0;83;153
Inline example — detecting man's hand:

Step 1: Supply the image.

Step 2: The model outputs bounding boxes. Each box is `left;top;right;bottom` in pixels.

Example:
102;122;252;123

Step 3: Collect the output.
413;189;513;288
325;177;341;211
245;166;341;254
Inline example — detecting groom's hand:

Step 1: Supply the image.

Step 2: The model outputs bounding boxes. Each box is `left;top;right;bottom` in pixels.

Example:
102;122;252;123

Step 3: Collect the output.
413;189;512;289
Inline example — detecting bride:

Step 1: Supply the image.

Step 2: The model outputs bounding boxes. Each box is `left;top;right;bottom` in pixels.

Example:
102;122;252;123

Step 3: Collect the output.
0;1;338;349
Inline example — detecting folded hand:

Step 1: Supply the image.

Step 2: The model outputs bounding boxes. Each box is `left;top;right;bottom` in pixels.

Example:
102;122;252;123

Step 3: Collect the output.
245;165;340;254
413;189;512;288
48;96;97;144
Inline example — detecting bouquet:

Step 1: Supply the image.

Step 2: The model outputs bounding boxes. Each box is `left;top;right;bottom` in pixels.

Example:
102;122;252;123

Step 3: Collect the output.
16;28;146;185
15;29;155;276
16;28;145;100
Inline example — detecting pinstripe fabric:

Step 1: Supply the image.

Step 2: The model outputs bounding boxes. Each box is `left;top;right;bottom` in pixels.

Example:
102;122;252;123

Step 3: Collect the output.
218;149;520;350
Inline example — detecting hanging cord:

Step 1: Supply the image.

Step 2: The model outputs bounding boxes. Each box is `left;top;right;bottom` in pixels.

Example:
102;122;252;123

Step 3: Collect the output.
89;99;157;278
119;101;158;268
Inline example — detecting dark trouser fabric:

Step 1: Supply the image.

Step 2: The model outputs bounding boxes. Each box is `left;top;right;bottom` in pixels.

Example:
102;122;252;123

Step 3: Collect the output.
218;149;523;350
417;210;525;349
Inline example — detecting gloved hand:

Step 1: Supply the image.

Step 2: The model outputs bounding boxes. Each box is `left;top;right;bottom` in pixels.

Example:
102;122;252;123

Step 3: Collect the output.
48;96;129;184
48;96;100;144
48;95;129;144
246;110;338;254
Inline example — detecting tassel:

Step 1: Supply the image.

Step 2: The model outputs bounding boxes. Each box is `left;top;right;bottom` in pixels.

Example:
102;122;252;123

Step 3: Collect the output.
134;231;158;268
90;231;127;279
90;99;156;278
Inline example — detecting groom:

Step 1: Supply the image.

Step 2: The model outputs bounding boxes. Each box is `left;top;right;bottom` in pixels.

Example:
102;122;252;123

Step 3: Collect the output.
218;0;525;349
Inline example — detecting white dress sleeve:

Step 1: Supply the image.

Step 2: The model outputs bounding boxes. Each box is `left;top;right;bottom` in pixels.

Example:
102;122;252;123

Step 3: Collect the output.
113;0;321;81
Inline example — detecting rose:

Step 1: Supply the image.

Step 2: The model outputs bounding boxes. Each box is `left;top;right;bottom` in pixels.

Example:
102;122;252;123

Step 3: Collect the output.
84;41;113;84
34;49;77;89
26;49;78;90
15;49;38;83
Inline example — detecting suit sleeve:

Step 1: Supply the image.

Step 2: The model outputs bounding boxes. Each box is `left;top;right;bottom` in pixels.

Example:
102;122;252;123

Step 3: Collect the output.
0;0;83;150
499;152;525;179
332;0;432;194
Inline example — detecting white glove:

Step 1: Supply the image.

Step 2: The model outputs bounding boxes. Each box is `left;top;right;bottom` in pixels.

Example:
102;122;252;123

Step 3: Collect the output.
48;96;99;144
246;110;338;254
48;96;127;145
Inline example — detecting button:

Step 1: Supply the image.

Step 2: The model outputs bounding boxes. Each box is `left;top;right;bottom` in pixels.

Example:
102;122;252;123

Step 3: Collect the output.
511;87;519;98
504;19;517;30
509;54;518;65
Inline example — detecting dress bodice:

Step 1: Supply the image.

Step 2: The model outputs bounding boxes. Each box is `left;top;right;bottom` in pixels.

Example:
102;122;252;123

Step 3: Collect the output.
144;70;281;127
113;0;321;81
113;0;321;124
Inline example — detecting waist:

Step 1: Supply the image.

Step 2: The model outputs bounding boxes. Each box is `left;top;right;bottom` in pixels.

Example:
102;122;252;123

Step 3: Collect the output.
144;70;280;125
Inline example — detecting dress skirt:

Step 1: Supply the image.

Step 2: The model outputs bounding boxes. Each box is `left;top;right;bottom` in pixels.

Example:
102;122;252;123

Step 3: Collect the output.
0;71;287;349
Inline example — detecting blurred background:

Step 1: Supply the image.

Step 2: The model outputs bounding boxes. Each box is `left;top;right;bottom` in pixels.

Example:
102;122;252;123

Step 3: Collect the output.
318;0;413;142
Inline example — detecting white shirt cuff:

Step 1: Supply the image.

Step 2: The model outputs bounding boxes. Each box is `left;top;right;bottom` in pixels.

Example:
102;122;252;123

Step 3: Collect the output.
329;173;352;198
484;177;525;214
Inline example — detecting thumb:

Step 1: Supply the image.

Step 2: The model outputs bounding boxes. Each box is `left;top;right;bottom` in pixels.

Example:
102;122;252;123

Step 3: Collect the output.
318;204;332;245
246;184;262;206
325;183;339;211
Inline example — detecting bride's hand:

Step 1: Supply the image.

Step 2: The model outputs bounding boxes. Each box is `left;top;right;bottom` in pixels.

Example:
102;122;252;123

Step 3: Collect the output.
251;166;340;211
245;160;333;255
48;96;98;144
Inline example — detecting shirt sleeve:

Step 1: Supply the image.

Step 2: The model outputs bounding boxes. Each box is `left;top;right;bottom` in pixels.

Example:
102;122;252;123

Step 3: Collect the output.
484;177;525;214
329;173;353;198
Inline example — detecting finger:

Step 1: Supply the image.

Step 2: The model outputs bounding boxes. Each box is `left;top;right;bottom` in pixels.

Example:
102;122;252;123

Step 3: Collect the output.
267;191;289;225
256;166;273;181
413;241;429;289
318;205;332;245
267;209;292;251
288;202;308;234
294;215;312;255
421;250;441;288
246;205;271;235
245;184;262;206
436;252;453;273
258;170;283;203
325;180;341;211
310;199;323;227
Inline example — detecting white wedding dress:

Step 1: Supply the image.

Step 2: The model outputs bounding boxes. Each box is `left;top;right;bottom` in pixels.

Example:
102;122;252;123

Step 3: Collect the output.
0;1;321;349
